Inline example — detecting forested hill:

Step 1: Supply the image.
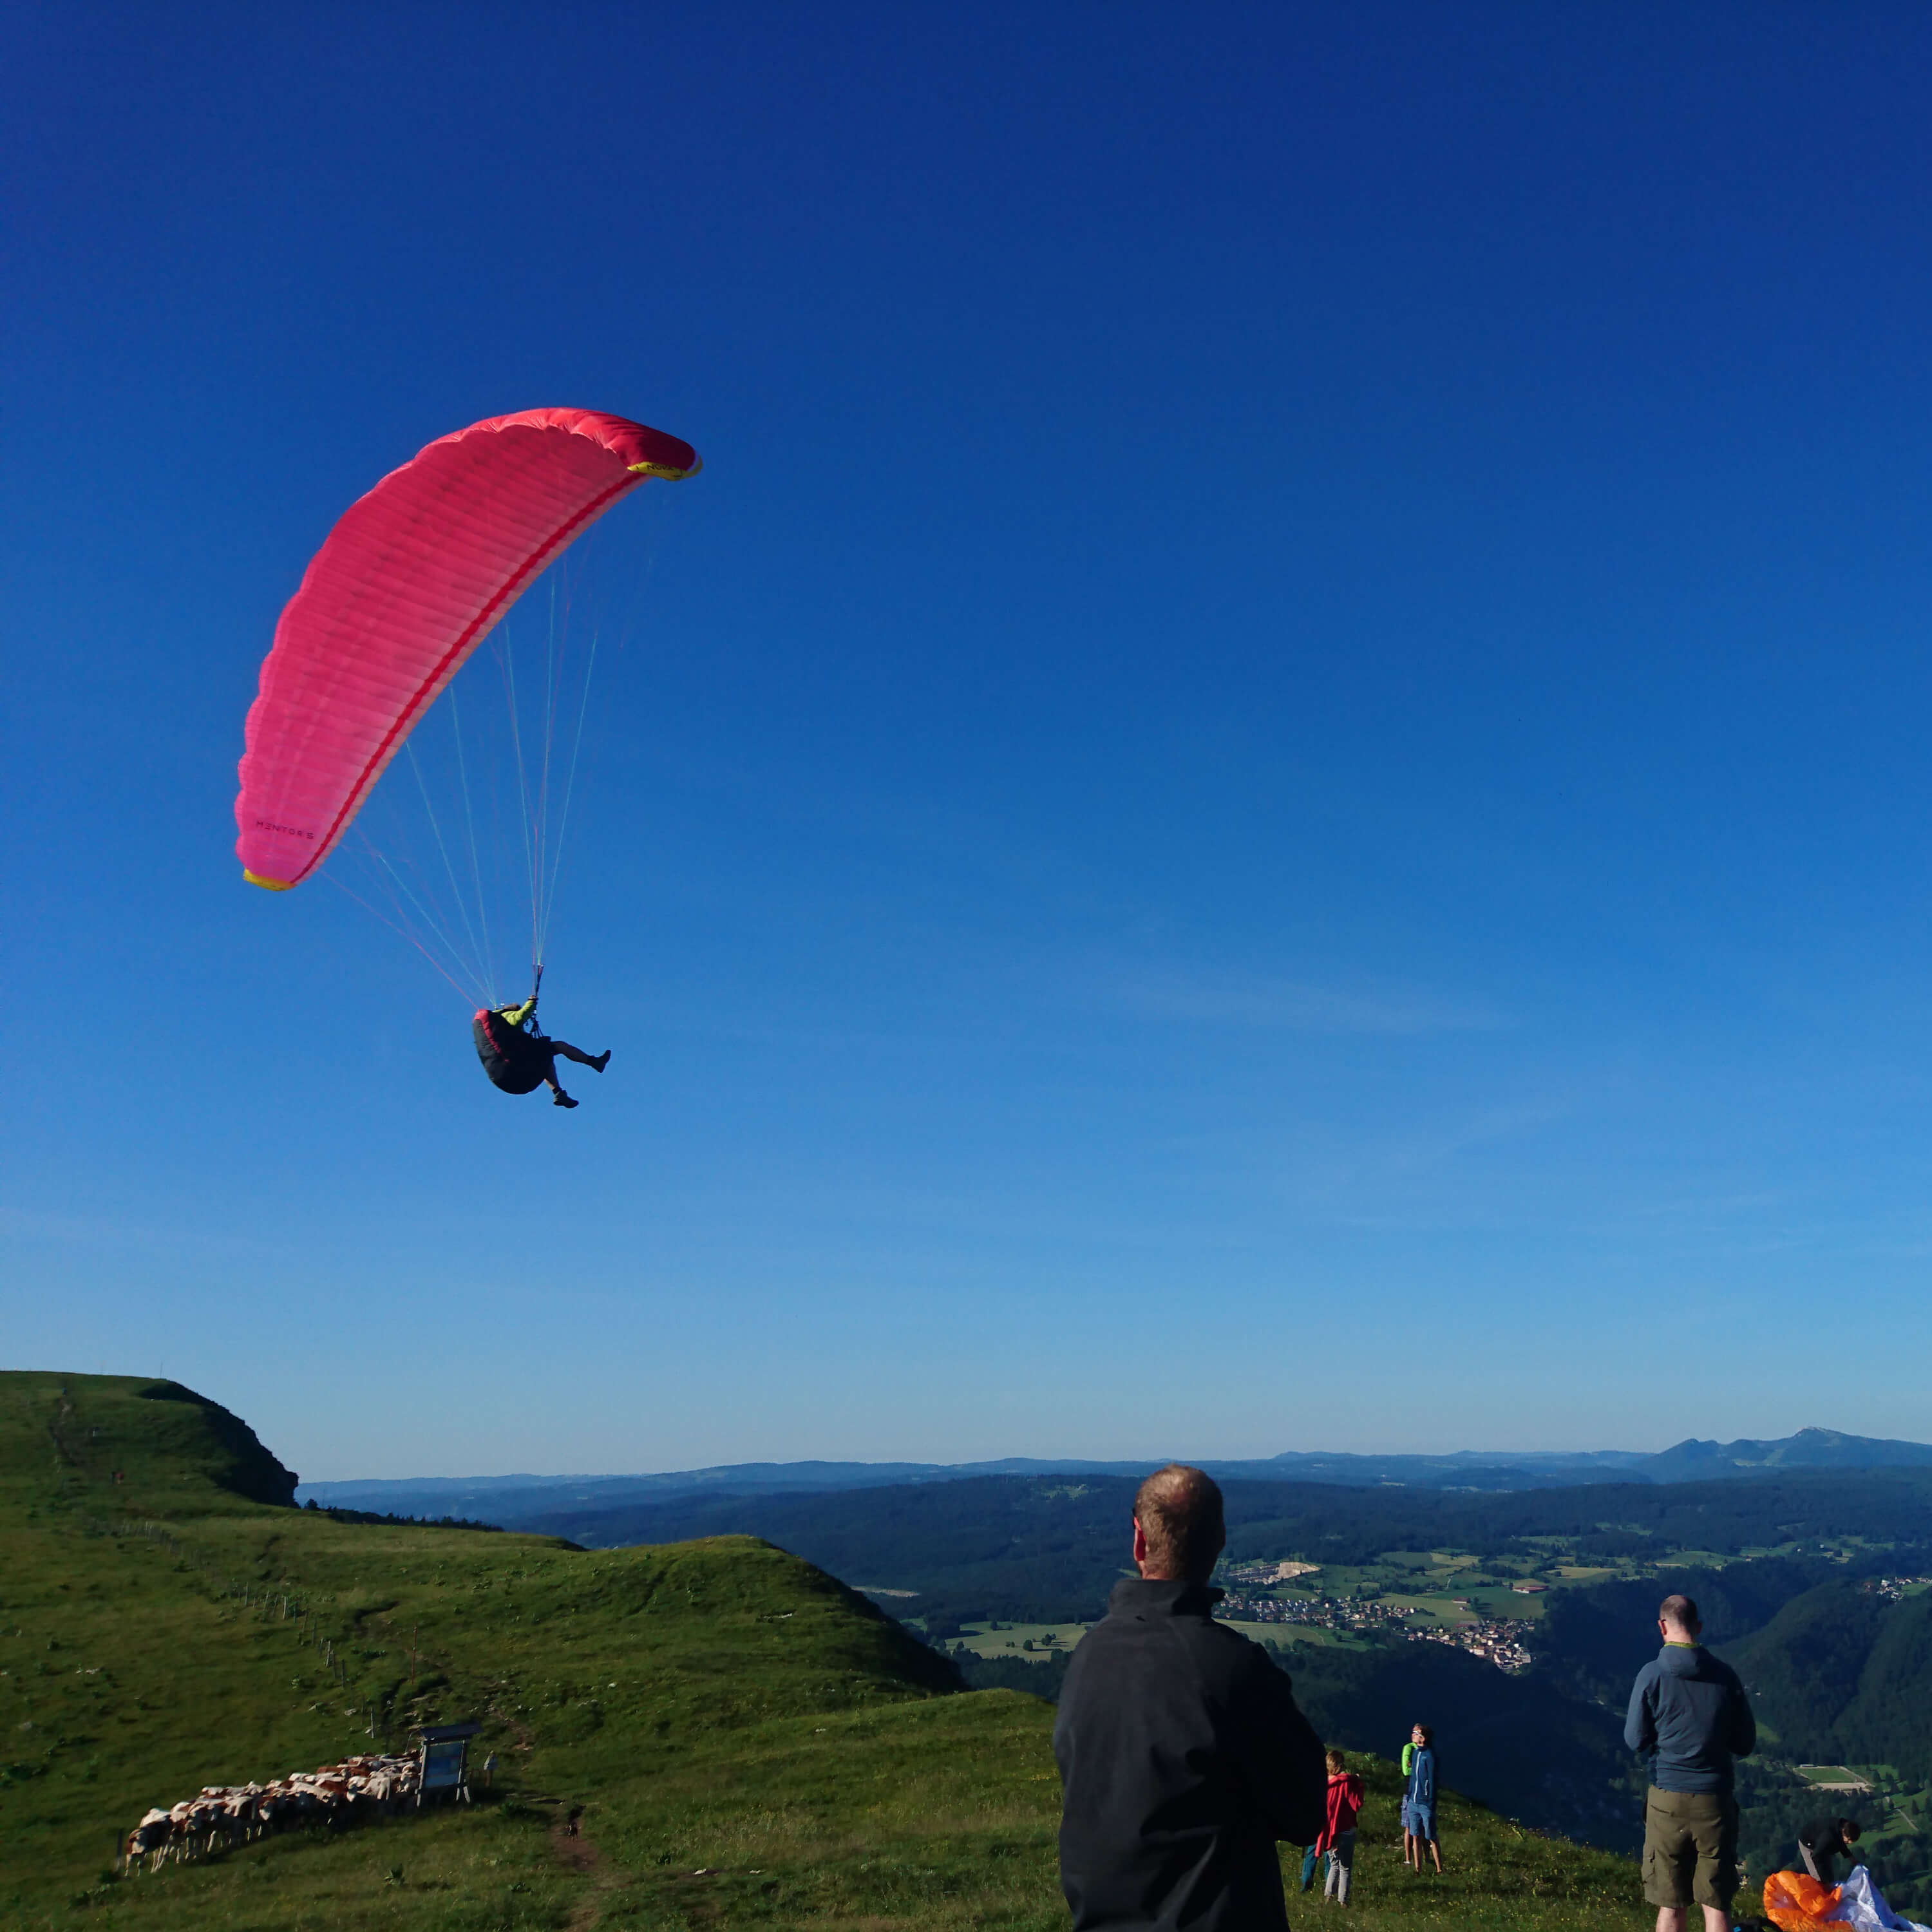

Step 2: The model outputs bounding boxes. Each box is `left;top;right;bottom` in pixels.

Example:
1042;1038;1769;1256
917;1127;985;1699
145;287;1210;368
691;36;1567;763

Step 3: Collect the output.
1646;1428;1932;1481
502;1465;1932;1627
1733;1581;1932;1783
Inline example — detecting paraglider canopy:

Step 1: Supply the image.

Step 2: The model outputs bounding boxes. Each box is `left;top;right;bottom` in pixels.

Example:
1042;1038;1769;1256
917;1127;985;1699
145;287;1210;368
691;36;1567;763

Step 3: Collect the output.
235;407;697;891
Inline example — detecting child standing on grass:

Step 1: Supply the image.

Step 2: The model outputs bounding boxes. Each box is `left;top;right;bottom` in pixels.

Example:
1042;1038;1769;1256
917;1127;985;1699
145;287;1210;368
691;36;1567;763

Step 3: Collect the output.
1400;1723;1422;1868
1318;1748;1365;1904
1406;1725;1443;1875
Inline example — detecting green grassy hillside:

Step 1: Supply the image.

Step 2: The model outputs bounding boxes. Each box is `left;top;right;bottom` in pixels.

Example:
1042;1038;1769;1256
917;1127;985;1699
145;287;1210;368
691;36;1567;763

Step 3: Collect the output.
0;1372;1654;1930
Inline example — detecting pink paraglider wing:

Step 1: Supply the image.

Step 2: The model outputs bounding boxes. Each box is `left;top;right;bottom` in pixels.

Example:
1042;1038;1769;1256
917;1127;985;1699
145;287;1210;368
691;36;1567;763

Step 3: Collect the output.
235;407;697;889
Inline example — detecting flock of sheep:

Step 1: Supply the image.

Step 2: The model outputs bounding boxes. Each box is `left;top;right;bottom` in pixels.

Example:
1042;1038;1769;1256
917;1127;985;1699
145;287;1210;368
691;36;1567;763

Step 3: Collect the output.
119;1751;425;1873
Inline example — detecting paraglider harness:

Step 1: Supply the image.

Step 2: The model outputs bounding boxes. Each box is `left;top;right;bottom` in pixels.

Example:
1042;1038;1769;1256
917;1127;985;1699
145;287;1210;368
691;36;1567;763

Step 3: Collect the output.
472;966;555;1095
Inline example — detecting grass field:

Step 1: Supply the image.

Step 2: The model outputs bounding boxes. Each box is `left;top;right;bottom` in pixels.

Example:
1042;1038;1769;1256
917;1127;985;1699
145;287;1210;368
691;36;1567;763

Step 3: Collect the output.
0;1372;1658;1931
1218;1620;1365;1651
952;1620;1091;1658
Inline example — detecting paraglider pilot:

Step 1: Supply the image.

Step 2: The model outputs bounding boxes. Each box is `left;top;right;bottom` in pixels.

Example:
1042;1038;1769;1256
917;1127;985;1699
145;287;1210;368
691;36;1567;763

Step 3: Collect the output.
471;990;609;1108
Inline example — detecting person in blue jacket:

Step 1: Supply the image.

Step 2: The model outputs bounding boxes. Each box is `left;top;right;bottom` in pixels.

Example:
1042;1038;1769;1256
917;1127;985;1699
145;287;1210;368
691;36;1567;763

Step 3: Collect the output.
1405;1725;1442;1873
1624;1593;1756;1932
1400;1723;1422;1868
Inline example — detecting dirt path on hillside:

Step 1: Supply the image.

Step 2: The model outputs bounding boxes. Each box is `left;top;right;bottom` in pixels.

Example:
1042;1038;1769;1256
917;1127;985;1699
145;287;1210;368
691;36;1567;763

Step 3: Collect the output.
553;1819;741;1931
553;1806;626;1931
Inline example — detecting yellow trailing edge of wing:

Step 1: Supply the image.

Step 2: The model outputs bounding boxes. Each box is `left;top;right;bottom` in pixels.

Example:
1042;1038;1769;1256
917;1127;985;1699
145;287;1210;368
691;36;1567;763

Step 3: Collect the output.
629;455;703;480
243;869;294;891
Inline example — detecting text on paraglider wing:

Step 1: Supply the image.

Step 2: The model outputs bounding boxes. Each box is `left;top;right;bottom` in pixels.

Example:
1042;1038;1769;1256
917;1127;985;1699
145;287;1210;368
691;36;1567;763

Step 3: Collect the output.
253;820;316;838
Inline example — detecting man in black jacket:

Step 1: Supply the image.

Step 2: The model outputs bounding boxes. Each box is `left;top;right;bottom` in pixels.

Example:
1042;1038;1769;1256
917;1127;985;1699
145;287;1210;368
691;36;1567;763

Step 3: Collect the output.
1054;1464;1327;1931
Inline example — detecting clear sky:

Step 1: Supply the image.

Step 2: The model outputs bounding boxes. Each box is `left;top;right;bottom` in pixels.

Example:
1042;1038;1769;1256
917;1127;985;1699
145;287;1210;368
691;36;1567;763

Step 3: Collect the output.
8;4;1932;1481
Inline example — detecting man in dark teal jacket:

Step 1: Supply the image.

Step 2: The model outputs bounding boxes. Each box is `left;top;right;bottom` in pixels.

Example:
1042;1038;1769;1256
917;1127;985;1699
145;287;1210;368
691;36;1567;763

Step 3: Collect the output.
1624;1593;1756;1932
1053;1465;1325;1931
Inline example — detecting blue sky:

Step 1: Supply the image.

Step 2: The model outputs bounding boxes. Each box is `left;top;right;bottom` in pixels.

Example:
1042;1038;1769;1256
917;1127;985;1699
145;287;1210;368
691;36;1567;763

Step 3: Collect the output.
8;3;1932;1479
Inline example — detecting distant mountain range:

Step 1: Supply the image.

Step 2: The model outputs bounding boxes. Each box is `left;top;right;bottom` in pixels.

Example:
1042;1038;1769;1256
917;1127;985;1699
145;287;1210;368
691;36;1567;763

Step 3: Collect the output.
296;1425;1932;1520
1643;1427;1932;1481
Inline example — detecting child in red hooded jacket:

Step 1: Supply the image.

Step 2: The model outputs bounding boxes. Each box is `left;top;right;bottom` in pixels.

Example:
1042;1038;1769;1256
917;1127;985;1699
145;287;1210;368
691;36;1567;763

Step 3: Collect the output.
1316;1748;1365;1904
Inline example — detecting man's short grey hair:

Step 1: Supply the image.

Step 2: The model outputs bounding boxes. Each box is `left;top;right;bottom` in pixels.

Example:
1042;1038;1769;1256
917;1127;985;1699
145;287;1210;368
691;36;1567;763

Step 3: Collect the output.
1134;1464;1226;1582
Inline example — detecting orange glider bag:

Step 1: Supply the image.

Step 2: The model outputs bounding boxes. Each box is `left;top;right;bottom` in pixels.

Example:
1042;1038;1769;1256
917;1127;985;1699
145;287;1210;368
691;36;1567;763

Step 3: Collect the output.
235;408;697;891
1763;1869;1842;1931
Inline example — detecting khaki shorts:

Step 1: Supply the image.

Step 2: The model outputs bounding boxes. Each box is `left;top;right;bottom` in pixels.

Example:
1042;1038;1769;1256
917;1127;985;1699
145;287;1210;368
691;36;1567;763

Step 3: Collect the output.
1643;1788;1739;1910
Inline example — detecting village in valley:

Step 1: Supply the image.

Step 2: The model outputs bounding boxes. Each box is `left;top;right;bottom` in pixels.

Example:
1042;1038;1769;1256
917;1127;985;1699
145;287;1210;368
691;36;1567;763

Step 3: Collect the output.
1215;1551;1544;1669
939;1547;1557;1676
933;1540;1926;1683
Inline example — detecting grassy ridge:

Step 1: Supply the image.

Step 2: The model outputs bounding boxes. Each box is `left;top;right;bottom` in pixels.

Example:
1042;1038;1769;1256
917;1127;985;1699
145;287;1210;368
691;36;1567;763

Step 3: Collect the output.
0;1372;1653;1929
